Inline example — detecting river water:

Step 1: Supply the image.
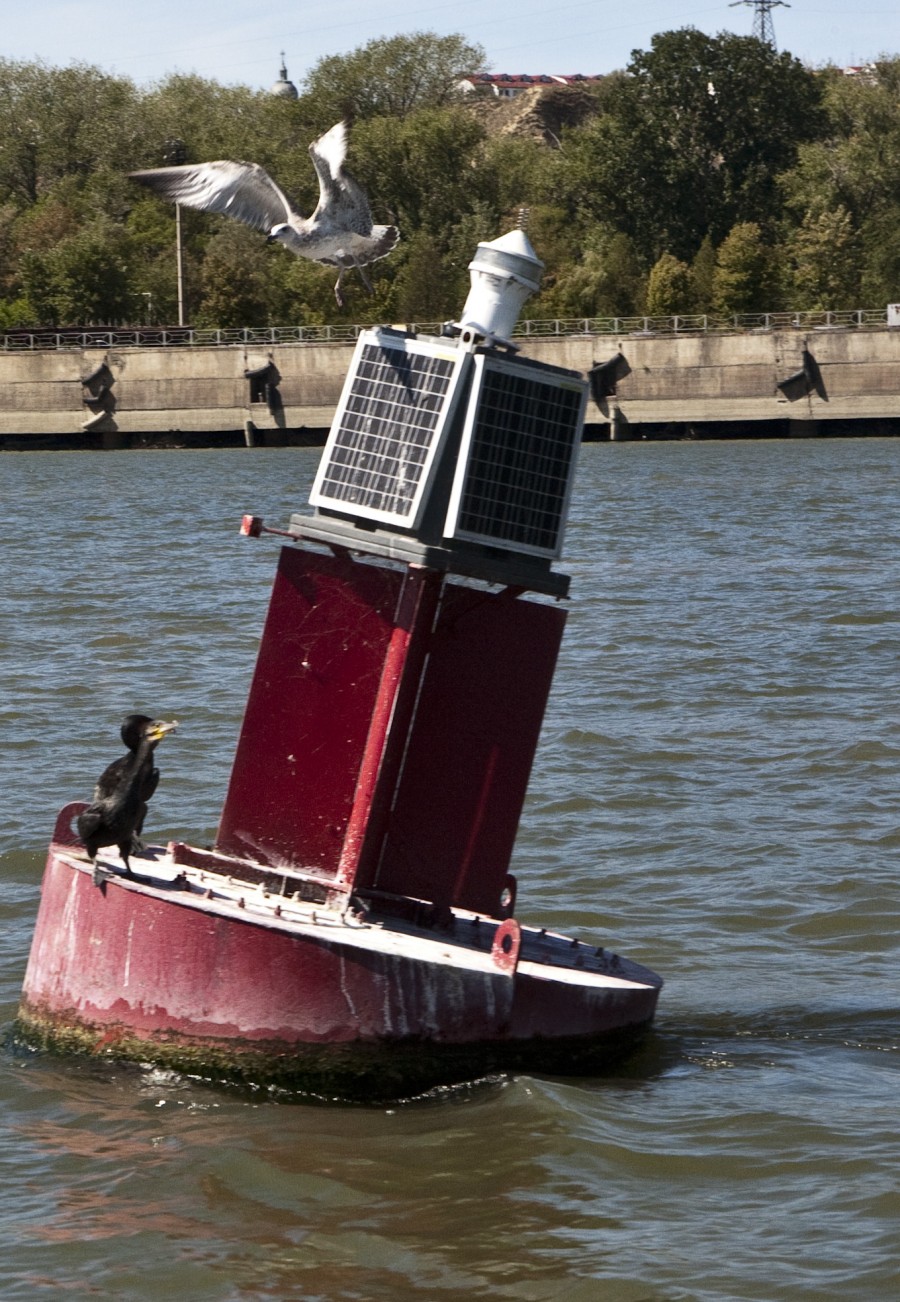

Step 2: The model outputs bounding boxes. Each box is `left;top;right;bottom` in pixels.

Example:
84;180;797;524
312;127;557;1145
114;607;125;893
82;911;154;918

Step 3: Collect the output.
1;439;898;1300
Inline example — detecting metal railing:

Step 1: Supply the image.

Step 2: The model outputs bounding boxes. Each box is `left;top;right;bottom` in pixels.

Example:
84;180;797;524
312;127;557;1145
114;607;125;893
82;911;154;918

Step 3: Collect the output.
0;323;368;351
0;309;892;351
512;308;889;337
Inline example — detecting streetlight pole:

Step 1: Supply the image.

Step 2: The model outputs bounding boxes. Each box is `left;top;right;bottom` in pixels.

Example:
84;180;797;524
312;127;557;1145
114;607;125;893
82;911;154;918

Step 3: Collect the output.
163;139;187;325
175;203;184;326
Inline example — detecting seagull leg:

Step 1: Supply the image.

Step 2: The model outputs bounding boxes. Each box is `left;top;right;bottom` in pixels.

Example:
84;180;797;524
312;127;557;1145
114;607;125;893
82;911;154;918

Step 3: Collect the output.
354;258;374;295
333;270;345;309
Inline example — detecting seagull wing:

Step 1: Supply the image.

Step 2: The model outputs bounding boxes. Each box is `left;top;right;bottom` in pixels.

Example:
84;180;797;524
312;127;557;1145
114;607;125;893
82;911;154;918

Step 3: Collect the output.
308;122;347;199
129;160;296;233
308;122;374;235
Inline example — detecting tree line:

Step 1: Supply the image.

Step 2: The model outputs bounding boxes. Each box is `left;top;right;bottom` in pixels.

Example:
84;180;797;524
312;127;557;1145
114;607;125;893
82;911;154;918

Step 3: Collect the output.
1;29;898;329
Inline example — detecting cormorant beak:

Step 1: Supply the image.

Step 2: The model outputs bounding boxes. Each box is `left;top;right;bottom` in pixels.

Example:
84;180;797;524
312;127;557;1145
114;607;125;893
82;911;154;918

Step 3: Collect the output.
149;719;179;742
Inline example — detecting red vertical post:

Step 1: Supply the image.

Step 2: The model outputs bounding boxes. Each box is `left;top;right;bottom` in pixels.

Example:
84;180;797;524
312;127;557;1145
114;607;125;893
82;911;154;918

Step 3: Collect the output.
335;565;442;889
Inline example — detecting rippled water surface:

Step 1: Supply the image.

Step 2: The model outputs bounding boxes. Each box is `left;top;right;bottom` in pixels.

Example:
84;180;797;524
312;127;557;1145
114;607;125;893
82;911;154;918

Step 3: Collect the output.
1;440;898;1300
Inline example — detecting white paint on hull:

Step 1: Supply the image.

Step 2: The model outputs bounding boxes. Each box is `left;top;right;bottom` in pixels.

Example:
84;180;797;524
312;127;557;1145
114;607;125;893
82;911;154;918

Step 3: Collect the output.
57;844;659;995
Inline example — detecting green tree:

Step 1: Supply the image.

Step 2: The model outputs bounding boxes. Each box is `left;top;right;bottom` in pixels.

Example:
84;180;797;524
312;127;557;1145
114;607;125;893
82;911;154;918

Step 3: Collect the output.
474;134;559;221
789;206;860;309
859;204;900;306
712;222;776;315
137;75;306;167
19;216;137;324
8;185;83;316
126;80;334;322
275;257;345;324
391;229;457;320
300;33;486;126
351;108;485;233
195;225;278;327
0;60;145;206
559;30;823;264
778;59;900;311
646;253;693;315
691;235;717;313
18;46;900;329
534;230;646;318
780;61;900;225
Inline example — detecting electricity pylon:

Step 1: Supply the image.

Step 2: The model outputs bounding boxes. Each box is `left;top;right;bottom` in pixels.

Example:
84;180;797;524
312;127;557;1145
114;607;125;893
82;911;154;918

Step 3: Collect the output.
730;0;790;50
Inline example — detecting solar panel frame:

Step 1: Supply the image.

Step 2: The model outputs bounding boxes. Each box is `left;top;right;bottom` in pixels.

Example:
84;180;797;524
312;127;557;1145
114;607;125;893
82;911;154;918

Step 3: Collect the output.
309;330;471;529
443;354;587;559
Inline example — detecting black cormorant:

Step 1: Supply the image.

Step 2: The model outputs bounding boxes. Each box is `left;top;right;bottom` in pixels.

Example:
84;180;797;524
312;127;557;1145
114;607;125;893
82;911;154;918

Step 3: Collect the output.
77;714;178;886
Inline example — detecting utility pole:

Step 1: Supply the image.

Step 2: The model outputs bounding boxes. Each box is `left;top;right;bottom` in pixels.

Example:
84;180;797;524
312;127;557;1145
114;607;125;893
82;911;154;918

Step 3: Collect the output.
730;0;790;50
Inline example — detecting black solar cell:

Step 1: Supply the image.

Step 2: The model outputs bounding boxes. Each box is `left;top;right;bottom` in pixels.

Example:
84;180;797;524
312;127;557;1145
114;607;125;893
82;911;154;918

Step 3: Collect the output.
309;332;468;527
444;355;587;558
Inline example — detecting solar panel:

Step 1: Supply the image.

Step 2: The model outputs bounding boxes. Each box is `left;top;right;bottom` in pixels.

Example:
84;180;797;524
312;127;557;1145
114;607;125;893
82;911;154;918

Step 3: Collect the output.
444;354;587;558
309;330;470;528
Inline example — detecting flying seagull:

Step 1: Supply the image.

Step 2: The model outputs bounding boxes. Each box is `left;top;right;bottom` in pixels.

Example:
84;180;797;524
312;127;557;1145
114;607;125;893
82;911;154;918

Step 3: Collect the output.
129;122;399;306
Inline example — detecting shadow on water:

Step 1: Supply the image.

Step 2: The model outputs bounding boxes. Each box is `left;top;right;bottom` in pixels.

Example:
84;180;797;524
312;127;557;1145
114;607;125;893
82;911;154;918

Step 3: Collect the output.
536;1003;899;1096
642;1003;899;1077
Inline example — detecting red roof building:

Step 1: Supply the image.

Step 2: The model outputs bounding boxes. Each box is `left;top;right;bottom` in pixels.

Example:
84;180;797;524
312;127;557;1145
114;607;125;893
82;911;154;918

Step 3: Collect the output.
459;73;603;99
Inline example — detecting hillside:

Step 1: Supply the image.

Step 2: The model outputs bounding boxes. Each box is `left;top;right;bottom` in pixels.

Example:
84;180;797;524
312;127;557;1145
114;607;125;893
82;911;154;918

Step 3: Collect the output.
467;84;601;147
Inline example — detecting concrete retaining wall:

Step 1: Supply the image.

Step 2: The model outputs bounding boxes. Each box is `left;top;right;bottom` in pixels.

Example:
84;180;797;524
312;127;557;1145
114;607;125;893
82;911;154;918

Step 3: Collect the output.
3;327;900;447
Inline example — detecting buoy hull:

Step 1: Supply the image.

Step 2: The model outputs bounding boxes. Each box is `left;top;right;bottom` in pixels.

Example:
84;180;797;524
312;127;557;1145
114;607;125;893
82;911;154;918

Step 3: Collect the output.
17;836;661;1100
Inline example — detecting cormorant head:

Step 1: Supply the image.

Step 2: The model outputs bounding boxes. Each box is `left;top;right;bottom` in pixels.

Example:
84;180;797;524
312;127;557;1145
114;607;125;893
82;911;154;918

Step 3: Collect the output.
146;718;178;744
120;714;178;750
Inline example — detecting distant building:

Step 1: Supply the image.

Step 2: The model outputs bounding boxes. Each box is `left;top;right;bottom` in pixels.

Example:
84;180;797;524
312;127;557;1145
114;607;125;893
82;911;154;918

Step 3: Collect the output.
459;73;603;99
270;54;298;100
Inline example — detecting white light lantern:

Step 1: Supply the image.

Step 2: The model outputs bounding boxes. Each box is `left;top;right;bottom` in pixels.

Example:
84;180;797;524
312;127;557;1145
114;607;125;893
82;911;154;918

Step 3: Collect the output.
457;229;544;342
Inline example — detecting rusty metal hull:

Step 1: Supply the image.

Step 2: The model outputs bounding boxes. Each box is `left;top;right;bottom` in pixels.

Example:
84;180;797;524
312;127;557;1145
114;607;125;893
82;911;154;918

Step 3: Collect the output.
17;829;662;1100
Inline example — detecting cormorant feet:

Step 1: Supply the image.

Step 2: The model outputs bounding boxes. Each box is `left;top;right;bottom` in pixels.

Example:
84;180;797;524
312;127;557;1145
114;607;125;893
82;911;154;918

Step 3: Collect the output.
91;861;110;888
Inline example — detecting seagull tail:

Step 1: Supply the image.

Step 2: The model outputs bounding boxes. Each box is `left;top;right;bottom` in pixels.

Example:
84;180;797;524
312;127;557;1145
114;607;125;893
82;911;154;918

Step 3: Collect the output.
366;225;400;264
